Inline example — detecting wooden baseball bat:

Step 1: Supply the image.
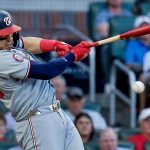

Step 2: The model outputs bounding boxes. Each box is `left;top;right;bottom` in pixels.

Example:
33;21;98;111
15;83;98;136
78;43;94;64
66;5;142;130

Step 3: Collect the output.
90;25;150;47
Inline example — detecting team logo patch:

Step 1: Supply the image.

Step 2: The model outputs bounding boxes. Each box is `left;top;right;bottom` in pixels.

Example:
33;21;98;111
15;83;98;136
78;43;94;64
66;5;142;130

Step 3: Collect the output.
4;16;11;26
13;53;24;62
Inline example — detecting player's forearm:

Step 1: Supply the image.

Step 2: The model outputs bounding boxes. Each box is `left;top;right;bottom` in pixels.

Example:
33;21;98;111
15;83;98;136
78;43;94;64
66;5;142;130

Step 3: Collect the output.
22;37;56;54
28;53;75;80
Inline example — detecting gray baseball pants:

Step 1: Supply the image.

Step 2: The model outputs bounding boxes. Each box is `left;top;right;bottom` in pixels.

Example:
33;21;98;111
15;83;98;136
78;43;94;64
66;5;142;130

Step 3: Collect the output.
15;108;84;150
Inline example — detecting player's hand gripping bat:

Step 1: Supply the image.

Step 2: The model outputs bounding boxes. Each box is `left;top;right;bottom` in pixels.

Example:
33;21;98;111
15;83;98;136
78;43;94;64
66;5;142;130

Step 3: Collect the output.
85;25;150;47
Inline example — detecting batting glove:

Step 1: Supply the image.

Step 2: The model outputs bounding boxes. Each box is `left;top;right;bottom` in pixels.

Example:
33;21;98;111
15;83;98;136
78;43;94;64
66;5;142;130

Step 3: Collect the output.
54;41;73;57
71;41;91;61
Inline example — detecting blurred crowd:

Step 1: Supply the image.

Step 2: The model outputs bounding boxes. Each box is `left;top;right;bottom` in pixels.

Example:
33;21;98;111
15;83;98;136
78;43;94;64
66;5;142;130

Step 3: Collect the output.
94;0;150;112
0;0;150;149
1;74;150;150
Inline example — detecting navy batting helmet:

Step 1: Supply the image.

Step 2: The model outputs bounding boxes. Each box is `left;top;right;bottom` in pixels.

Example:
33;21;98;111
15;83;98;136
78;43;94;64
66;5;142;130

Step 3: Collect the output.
0;10;21;36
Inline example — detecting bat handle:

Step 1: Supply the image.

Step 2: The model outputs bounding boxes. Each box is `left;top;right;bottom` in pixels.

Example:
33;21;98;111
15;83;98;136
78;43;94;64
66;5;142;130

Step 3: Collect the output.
88;42;99;47
88;35;121;48
97;35;121;45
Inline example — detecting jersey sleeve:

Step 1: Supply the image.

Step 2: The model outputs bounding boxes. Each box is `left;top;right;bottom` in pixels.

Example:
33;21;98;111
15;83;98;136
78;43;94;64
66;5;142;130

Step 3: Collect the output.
0;51;30;80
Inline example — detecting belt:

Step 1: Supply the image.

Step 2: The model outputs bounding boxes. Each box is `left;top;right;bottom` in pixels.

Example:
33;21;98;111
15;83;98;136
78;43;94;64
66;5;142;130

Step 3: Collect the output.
49;100;60;112
24;100;61;120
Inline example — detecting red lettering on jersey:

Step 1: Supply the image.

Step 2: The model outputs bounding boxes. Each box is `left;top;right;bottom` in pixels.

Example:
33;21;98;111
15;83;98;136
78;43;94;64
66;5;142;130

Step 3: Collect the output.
0;91;4;99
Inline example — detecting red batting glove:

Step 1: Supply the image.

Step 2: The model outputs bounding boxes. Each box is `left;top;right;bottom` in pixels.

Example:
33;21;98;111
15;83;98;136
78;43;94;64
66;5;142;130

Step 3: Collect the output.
71;41;91;61
75;41;97;48
54;41;73;57
40;39;73;57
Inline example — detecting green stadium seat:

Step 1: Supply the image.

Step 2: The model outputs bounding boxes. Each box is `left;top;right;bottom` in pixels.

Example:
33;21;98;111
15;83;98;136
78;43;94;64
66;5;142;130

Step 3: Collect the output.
119;128;141;140
61;101;100;112
4;129;16;143
0;141;17;150
87;2;133;39
87;2;107;39
84;102;100;112
140;2;150;15
109;16;135;61
0;101;9;114
144;142;150;150
84;142;99;150
118;141;135;150
60;101;67;110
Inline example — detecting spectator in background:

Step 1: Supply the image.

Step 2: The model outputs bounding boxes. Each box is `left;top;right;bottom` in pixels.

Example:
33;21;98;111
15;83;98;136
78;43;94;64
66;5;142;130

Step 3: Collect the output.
0;114;21;149
51;75;67;101
0;101;16;130
0;114;7;142
95;0;132;82
125;16;150;110
65;87;107;130
133;0;150;15
5;111;16;130
95;0;132;40
99;128;129;150
128;108;150;150
140;45;150;109
148;12;150;18
74;113;94;144
125;16;150;74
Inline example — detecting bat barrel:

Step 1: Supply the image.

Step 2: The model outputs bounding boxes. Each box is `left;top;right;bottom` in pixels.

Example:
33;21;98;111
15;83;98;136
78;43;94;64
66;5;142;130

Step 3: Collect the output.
120;25;150;39
91;25;150;47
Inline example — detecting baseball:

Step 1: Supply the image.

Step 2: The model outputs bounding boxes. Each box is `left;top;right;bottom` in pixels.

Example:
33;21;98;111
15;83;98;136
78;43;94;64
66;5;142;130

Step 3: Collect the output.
131;81;145;94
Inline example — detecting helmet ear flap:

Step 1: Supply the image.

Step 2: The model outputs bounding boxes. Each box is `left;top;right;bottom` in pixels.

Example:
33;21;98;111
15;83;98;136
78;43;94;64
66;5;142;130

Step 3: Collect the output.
13;32;20;48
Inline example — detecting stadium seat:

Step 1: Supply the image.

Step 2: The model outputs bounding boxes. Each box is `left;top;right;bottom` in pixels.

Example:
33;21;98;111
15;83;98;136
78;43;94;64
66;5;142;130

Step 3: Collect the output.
0;141;17;150
4;129;16;143
109;16;135;61
87;2;133;39
119;128;141;140
84;142;99;150
84;102;100;112
118;141;135;150
140;2;150;15
144;142;150;150
61;101;100;112
87;2;107;39
0;101;9;114
60;101;67;110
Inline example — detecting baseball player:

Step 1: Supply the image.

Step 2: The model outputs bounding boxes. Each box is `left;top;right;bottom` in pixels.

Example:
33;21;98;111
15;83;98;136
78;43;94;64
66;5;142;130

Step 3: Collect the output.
0;10;92;150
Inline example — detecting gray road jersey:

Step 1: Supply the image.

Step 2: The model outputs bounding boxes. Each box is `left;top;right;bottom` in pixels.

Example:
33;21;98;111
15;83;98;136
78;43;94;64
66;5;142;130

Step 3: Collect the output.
0;49;56;121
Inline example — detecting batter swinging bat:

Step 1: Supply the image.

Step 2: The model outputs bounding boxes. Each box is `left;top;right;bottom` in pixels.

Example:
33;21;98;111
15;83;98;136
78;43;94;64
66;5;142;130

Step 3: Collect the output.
89;25;150;47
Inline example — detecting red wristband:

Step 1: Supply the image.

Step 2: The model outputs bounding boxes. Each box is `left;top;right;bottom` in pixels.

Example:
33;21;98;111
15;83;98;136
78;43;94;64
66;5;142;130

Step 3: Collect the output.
40;39;56;52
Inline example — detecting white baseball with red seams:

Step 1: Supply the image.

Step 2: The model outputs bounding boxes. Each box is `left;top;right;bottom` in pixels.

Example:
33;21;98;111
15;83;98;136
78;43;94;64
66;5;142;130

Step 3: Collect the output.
132;81;145;94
